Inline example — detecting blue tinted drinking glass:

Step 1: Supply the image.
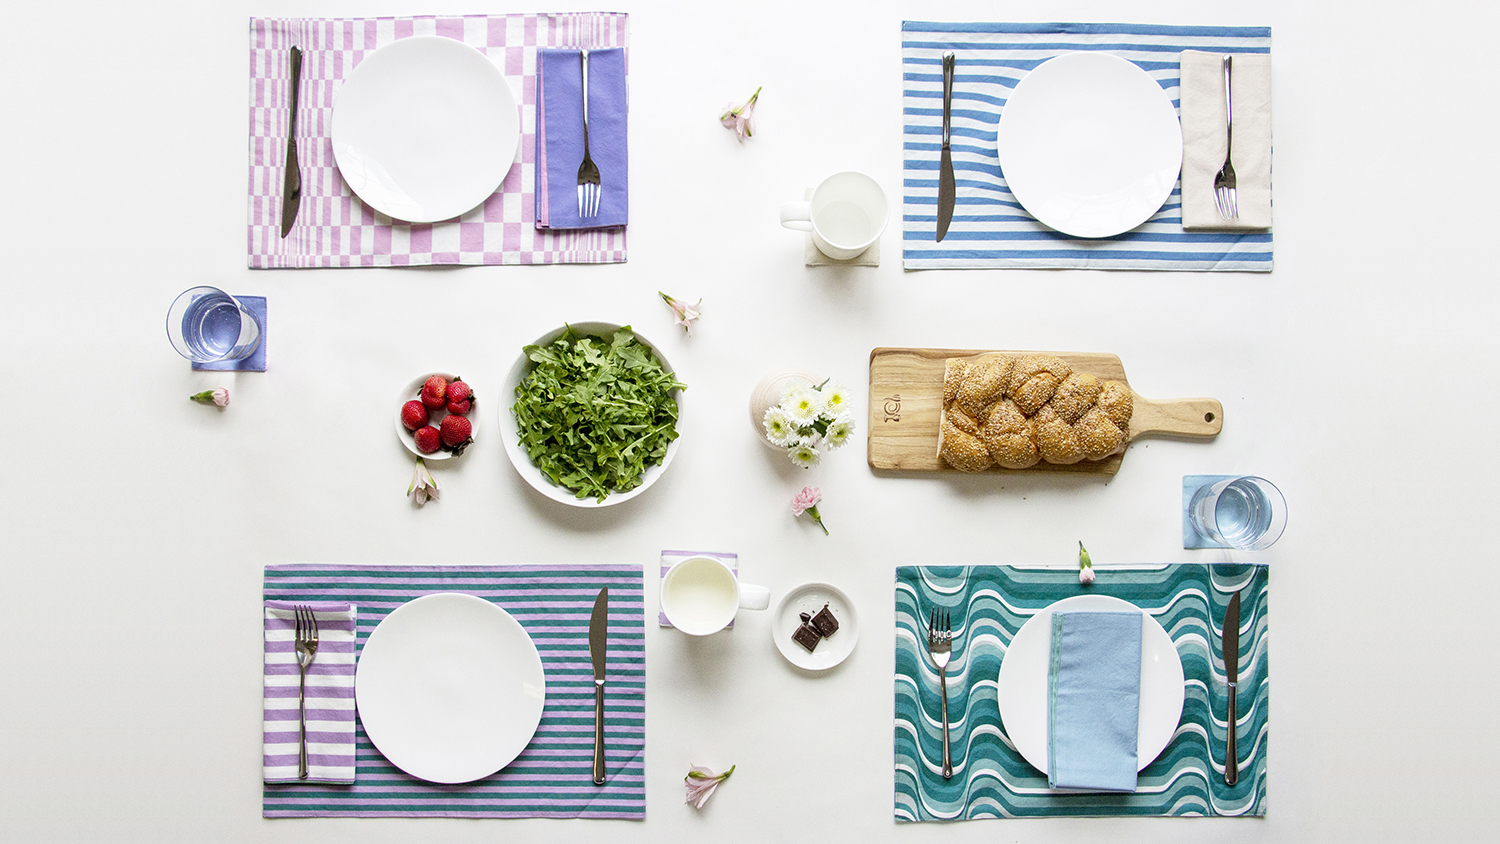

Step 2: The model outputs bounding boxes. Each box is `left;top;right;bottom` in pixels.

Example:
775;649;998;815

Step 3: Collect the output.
1189;476;1287;551
166;287;261;363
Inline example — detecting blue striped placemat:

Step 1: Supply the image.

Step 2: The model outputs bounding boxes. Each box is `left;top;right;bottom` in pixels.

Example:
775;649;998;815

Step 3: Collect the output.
262;563;645;819
901;22;1273;271
895;564;1268;820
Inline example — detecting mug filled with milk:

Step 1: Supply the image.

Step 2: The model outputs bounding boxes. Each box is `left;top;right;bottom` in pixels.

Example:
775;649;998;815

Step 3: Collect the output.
660;555;771;635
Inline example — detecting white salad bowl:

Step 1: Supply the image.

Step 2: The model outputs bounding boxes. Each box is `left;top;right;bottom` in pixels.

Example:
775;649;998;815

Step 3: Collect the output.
500;321;683;508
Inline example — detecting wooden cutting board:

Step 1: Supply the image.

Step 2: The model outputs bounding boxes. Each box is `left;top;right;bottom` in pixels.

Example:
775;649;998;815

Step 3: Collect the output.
867;347;1223;476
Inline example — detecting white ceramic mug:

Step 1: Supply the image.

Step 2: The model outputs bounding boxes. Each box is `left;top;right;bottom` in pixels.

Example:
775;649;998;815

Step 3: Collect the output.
660;556;771;636
779;171;888;260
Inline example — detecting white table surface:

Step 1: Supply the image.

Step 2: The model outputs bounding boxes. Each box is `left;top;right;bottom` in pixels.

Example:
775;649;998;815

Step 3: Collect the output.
2;0;1496;841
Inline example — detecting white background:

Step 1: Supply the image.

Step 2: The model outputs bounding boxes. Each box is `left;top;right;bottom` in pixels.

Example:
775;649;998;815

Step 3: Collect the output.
2;0;1495;841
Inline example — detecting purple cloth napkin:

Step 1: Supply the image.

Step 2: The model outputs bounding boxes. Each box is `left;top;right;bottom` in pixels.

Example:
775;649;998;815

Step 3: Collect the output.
536;48;628;230
263;600;357;784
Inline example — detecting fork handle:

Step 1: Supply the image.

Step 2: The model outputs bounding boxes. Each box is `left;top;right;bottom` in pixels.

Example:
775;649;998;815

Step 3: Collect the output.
298;665;309;780
579;50;591;156
1222;55;1234;163
939;666;953;779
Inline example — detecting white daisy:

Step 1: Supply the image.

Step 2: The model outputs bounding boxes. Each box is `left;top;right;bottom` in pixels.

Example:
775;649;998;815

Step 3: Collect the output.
822;417;856;450
763;407;796;447
819;382;851;418
783;387;824;425
787;443;822;469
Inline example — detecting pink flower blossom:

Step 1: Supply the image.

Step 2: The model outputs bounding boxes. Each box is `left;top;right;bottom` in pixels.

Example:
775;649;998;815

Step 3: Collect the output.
408;459;440;506
685;764;735;809
719;87;762;142
1079;541;1095;585
190;388;229;407
659;291;702;336
793;486;829;535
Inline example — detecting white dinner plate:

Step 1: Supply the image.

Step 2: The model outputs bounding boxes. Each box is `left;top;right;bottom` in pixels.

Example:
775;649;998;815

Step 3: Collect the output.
355;593;545;784
331;36;519;223
771;582;859;671
996;594;1185;778
996;52;1182;238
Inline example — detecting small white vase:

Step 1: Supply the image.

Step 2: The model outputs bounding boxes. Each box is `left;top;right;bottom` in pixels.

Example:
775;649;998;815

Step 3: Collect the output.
749;370;820;448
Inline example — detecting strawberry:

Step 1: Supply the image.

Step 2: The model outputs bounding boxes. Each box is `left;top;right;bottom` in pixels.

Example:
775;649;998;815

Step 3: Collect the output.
421;375;449;409
446;379;473;414
440;414;473;448
414;425;442;454
401;400;428;431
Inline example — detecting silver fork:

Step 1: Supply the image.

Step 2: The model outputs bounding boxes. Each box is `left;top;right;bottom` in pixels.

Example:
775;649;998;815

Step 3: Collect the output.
294;605;320;780
925;608;954;779
576;49;601;218
1213;54;1238;222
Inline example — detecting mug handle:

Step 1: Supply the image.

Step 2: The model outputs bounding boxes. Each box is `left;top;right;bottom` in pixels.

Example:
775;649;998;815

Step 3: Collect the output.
779;201;813;232
738;583;771;611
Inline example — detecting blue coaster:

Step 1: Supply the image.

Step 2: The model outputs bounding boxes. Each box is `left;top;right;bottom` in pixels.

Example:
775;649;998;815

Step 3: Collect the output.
193;295;266;372
1183;474;1237;549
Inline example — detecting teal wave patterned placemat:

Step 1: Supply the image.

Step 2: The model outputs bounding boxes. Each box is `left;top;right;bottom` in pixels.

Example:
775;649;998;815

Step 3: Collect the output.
894;564;1267;820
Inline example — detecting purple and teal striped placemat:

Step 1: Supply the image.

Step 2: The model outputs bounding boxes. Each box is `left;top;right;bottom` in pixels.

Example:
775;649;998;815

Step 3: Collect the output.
262;563;645;819
248;13;629;268
901;22;1273;271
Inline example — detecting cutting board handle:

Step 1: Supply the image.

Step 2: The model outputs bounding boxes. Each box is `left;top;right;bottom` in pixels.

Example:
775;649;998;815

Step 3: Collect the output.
1129;395;1223;440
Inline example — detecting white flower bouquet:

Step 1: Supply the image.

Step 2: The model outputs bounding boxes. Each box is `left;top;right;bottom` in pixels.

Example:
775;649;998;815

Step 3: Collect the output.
762;379;856;468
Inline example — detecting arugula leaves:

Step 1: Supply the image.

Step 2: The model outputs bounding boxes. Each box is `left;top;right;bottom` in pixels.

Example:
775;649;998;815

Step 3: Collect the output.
512;326;686;502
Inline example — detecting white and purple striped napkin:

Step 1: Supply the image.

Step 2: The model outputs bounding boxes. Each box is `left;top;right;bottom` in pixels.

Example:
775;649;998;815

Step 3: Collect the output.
262;601;358;784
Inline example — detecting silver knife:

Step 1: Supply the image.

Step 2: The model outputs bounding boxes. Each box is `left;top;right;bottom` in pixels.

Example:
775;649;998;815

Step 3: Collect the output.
280;46;303;238
1222;591;1241;786
935;52;956;242
588;587;609;785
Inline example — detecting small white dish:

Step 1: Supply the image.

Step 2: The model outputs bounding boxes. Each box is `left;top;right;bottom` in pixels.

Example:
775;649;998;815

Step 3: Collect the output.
499;322;682;508
772;582;859;671
996;52;1182;238
354;593;546;784
995;594;1185;778
332;36;520;223
394;372;479;461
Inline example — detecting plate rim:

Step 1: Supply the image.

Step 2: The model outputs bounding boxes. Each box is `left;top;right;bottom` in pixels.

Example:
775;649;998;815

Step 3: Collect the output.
331;34;520;223
996;50;1183;238
354;592;546;784
995;593;1185;777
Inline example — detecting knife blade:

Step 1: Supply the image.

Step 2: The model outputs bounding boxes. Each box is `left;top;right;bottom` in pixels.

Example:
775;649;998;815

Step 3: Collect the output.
588;587;609;785
280;46;303;238
1221;591;1241;786
935;52;956;242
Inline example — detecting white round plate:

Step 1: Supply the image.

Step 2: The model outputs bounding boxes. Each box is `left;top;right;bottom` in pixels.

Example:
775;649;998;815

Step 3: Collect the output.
394;372;480;461
996;594;1185;777
996;52;1182;238
772;582;859;671
354;593;546;784
332;36;519;223
500;322;682;509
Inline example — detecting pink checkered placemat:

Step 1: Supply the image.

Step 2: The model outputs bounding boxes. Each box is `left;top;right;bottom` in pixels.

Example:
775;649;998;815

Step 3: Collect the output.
248;13;628;268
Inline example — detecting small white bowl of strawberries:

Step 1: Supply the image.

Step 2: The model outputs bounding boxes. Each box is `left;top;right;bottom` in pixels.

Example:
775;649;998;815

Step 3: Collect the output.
395;373;479;460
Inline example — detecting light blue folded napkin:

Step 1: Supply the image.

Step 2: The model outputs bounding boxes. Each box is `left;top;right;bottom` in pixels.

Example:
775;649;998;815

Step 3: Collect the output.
1047;609;1142;791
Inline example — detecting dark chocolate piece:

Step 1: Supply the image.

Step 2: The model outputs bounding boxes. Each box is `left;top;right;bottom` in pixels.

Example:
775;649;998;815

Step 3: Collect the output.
810;603;839;638
800;612;812;623
791;622;822;652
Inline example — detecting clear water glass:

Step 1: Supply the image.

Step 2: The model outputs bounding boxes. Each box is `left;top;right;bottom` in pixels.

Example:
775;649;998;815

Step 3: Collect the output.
166;286;261;363
1189;476;1287;550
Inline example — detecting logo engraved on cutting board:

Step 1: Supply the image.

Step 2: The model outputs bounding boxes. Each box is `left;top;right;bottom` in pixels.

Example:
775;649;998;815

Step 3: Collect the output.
883;395;901;422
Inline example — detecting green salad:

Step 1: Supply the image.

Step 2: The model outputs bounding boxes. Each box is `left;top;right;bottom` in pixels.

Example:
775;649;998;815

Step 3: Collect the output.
512;326;686;502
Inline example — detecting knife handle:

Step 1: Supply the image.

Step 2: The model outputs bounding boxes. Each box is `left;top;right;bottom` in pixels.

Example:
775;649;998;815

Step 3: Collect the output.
1225;681;1239;786
940;52;955;147
592;681;605;785
287;47;302;136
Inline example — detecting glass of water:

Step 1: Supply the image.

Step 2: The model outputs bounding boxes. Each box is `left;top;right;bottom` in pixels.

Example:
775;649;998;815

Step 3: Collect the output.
1189;476;1287;550
166;287;261;363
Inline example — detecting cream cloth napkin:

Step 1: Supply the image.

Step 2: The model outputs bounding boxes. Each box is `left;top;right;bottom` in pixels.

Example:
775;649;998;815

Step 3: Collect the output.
1180;50;1272;230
